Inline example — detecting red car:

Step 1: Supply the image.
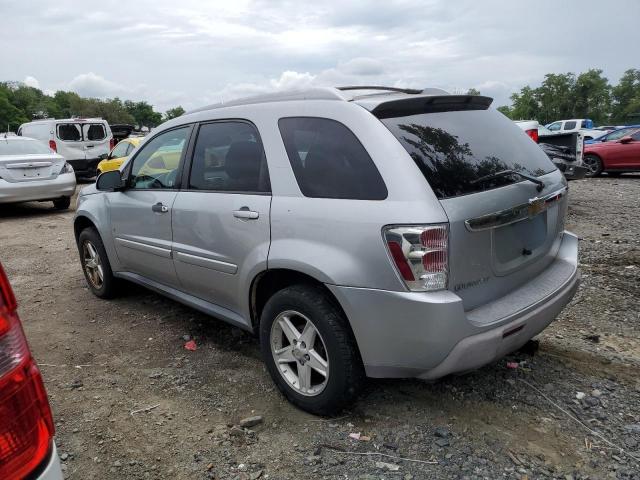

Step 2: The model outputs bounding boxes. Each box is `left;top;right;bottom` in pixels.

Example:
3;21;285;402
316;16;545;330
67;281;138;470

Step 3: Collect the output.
584;130;640;176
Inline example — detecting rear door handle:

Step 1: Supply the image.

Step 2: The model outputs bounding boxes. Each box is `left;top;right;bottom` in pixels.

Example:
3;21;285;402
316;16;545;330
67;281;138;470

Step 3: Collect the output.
233;208;259;220
152;202;169;213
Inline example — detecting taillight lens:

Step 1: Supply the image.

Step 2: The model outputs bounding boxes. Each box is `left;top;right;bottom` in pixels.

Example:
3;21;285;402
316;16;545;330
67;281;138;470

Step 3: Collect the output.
525;128;539;143
109;138;115;151
0;264;55;480
48;140;57;152
383;225;448;291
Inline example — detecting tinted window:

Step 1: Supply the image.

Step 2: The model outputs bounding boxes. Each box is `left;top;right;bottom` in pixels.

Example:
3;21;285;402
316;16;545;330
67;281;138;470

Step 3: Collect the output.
189;122;269;192
381;109;555;199
110;141;129;158
84;123;106;141
129;127;190;189
0;139;52;155
563;121;577;130
57;123;82;141
278;117;387;200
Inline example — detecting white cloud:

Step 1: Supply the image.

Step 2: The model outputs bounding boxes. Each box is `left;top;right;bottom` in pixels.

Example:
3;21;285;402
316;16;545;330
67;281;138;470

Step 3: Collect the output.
23;76;40;88
67;72;129;99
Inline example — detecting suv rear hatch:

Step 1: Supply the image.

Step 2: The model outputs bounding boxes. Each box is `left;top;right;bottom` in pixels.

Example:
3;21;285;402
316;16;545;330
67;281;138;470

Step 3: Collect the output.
373;96;567;312
56;121;111;160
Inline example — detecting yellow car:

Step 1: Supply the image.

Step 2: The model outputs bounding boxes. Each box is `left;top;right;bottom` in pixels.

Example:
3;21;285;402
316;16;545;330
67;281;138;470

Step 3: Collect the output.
96;137;142;174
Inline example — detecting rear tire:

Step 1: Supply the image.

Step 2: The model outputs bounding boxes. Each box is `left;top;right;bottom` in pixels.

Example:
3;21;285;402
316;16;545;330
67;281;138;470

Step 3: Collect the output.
584;154;603;177
53;197;71;210
259;284;364;415
78;228;118;299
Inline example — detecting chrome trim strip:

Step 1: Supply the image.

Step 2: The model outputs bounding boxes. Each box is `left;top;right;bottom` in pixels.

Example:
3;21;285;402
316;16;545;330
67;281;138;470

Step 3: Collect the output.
6;162;53;169
115;238;172;258
464;187;567;232
174;251;238;274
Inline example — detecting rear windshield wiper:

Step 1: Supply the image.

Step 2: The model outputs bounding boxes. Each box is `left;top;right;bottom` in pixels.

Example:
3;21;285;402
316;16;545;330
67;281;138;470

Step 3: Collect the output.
470;170;545;192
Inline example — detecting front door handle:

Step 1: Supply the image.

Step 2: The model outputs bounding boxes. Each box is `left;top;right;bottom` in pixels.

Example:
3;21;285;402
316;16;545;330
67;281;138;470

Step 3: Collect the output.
152;202;169;213
233;207;259;220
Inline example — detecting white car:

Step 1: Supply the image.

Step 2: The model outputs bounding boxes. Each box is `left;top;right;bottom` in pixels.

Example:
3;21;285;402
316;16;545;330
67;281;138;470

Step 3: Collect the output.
545;118;604;141
0;135;76;208
18;118;114;178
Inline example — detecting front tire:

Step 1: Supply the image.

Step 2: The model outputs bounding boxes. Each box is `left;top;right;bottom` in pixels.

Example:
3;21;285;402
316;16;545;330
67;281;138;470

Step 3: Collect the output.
78;228;118;299
259;285;364;415
584;154;603;177
53;197;71;210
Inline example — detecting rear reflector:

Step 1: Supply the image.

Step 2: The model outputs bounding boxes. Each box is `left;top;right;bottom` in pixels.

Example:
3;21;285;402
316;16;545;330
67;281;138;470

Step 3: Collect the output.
384;225;448;291
0;264;54;480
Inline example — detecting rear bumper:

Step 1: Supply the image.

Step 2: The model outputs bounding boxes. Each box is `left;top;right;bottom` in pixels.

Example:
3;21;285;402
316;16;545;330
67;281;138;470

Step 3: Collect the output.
37;442;64;480
0;174;76;204
555;161;589;180
329;231;579;379
67;157;101;177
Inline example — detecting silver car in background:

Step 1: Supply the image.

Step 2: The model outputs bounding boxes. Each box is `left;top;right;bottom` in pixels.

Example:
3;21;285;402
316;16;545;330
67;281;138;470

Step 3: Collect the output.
0;135;76;209
74;87;579;414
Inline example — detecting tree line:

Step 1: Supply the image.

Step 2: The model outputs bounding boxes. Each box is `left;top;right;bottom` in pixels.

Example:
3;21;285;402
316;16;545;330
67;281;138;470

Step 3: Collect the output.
0;81;185;132
495;68;640;125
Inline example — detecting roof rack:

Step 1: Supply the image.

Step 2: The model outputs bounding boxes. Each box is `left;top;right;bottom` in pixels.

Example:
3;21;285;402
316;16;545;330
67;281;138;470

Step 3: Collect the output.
337;86;423;95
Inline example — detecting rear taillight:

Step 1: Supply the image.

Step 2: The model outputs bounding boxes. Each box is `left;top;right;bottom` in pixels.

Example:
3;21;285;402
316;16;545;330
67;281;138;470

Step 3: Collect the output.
525;128;539;143
48;140;57;152
109;138;115;150
383;225;448;291
0;264;55;480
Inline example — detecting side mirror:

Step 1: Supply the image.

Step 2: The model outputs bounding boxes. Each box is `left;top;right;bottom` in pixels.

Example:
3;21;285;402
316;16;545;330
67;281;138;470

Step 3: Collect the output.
96;170;124;191
620;136;634;144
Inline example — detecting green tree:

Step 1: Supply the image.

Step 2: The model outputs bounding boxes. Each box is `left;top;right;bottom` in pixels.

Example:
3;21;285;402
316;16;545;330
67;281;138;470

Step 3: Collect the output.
572;69;610;124
536;73;576;124
466;88;481;96
164;106;185;121
124;100;162;129
611;69;640;123
507;86;540;121
0;89;28;131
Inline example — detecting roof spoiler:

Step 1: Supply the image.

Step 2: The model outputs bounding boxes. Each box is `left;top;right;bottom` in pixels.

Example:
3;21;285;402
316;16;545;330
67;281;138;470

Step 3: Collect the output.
370;95;493;119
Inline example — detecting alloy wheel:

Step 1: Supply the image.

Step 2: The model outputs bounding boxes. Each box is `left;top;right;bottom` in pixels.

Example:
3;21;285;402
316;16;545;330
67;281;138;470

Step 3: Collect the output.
82;240;104;289
270;310;329;396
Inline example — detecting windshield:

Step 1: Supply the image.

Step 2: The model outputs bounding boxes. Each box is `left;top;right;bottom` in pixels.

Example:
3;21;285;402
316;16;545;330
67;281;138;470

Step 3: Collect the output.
0;138;53;155
381;109;556;199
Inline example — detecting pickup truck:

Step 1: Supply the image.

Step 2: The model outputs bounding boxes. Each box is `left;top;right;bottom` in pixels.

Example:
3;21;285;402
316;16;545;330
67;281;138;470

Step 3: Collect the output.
544;118;605;141
515;120;588;180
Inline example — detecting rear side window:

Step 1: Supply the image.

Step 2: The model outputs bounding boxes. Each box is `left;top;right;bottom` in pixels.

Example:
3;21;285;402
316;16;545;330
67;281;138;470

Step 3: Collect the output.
381;109;555;199
278;117;387;200
189;122;270;193
563;121;577;130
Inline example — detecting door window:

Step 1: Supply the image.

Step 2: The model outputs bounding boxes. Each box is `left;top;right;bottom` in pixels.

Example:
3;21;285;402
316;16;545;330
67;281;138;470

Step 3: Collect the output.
109;141;129;158
189;122;270;193
278;117;387;200
563;121;577;130
547;122;561;132
128;127;190;189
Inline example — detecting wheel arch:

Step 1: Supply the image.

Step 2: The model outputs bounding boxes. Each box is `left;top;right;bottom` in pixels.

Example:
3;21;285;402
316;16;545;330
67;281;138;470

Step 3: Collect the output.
73;215;99;242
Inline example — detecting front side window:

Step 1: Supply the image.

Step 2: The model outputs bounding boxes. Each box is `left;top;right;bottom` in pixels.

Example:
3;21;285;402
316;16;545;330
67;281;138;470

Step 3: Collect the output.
278;117;387;200
606;127;638;141
563;121;577;130
109;141;129;158
547;122;561;131
128;127;190;189
189;122;270;192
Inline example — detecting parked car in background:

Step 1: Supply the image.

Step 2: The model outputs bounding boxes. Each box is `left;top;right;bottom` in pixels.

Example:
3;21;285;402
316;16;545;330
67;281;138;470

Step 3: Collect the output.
515;120;588;179
18;118;114;178
585;125;640;144
545;118;604;141
96;137;142;175
583;130;640;176
0;261;63;480
0;135;76;208
74;86;579;414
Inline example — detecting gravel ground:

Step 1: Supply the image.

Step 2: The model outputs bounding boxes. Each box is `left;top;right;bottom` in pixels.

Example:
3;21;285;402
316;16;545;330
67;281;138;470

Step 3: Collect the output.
0;175;638;480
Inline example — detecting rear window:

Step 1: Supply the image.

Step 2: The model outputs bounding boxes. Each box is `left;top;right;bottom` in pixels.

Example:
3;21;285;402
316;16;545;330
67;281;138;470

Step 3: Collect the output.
278;117;387;200
57;123;107;141
0;139;52;155
381;109;555;199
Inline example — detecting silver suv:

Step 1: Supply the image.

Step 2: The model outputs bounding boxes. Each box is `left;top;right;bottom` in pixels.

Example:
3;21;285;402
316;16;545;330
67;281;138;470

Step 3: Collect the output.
74;87;579;414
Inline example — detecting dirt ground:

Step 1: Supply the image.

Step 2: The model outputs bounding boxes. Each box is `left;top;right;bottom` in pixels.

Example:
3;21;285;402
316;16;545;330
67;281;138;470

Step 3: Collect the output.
1;176;639;480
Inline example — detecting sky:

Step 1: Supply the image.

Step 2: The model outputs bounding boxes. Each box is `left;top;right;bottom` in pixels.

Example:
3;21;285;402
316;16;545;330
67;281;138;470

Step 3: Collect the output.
1;0;638;113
